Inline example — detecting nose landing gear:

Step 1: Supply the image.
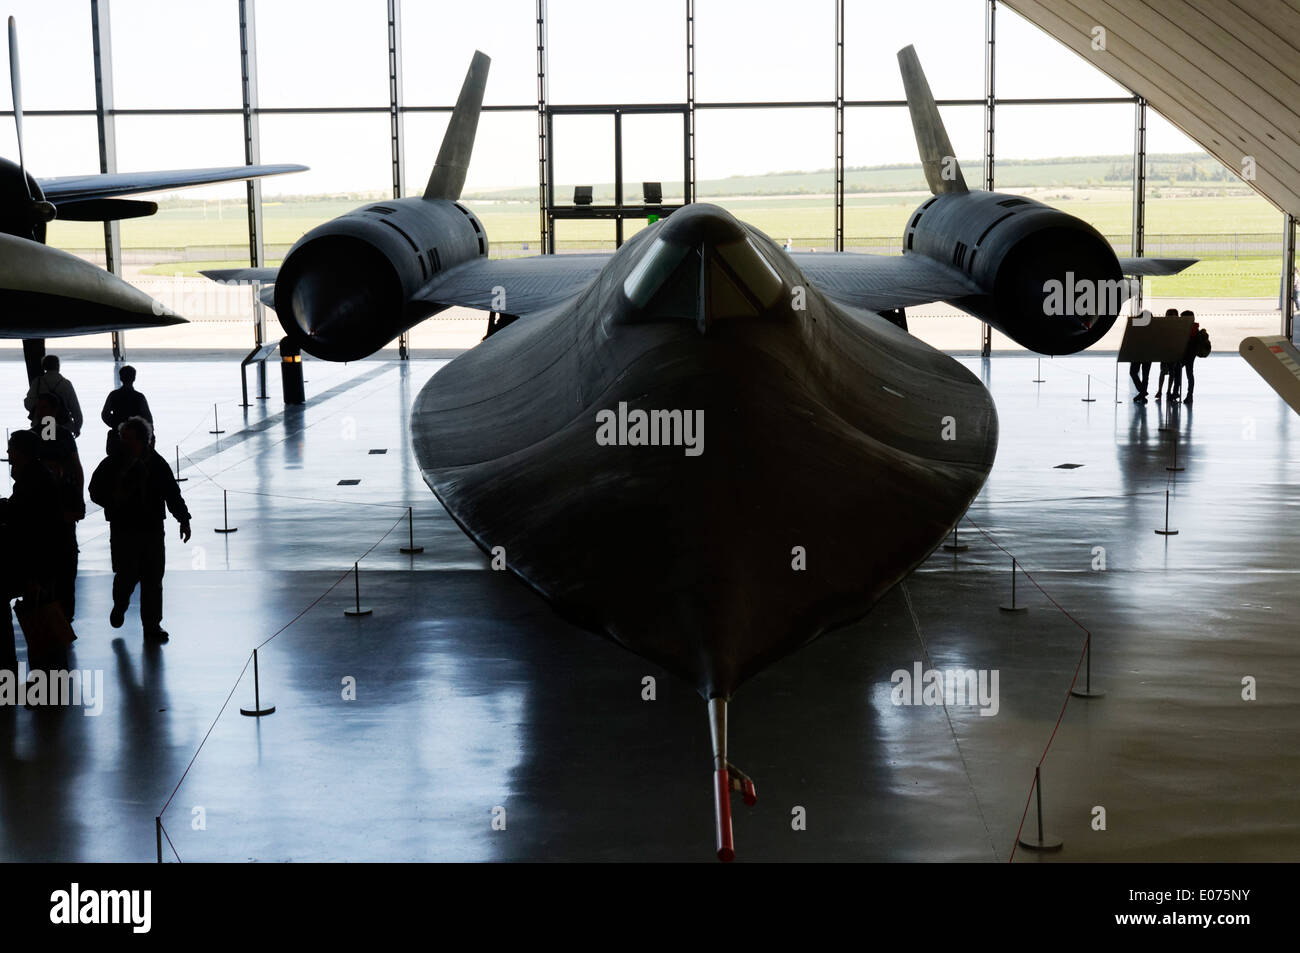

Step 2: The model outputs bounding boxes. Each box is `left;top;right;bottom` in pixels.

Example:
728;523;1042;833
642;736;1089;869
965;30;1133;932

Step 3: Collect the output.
708;696;758;862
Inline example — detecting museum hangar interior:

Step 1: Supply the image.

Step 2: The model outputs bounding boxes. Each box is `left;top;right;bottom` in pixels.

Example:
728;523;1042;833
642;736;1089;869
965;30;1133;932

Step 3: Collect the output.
0;0;1297;863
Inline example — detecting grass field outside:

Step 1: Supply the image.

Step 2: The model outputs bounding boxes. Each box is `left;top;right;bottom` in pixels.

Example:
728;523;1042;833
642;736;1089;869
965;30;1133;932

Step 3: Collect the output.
50;151;1292;298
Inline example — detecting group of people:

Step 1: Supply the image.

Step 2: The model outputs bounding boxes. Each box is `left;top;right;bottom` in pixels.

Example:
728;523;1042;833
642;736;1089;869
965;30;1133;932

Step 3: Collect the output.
1;356;192;679
1128;308;1212;404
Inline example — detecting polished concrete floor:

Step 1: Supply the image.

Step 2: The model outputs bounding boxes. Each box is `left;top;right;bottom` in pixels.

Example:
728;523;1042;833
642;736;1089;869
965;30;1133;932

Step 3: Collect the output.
0;351;1296;862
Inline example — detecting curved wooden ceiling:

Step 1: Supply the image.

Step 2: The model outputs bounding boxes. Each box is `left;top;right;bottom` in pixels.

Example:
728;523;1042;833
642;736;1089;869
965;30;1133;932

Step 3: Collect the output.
1002;0;1300;216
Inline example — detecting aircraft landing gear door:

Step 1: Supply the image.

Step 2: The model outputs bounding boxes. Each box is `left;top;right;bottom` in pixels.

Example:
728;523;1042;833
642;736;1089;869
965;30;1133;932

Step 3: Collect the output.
546;105;689;252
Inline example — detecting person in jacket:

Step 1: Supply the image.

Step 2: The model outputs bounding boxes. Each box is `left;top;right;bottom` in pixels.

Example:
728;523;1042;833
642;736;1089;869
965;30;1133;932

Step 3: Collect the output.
24;354;83;438
88;416;191;643
101;364;153;456
29;393;85;623
1;429;66;671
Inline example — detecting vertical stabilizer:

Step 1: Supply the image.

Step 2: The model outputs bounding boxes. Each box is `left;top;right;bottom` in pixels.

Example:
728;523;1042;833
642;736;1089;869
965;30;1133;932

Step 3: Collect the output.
423;50;491;201
897;44;969;195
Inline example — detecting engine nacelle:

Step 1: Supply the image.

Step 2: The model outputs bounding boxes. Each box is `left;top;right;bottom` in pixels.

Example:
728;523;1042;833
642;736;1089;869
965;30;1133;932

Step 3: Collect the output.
905;190;1125;355
0;156;50;243
275;196;487;361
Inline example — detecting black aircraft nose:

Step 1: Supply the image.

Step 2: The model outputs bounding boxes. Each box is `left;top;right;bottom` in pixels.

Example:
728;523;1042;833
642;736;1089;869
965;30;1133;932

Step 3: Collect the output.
620;203;787;332
657;202;750;246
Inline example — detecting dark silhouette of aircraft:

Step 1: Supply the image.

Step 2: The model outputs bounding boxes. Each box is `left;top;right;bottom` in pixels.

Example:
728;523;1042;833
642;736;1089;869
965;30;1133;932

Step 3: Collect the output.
1;17;305;379
207;47;1193;861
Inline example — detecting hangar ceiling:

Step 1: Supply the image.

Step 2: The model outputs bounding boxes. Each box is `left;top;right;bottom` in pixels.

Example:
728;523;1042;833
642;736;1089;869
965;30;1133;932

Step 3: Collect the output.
1002;0;1300;218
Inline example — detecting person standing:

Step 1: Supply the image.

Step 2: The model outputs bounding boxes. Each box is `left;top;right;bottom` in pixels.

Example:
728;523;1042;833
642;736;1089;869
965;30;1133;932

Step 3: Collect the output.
1;430;66;672
101;364;153;456
1155;308;1181;402
88;417;191;643
24;354;83;438
1179;311;1209;404
1128;310;1153;402
29;393;84;623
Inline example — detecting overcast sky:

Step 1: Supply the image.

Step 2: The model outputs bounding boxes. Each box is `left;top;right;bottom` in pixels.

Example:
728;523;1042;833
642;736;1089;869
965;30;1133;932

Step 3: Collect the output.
1;0;1205;197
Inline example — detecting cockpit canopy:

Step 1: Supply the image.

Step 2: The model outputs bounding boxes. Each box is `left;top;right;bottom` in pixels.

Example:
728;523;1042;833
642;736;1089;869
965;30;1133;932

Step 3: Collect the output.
619;204;786;333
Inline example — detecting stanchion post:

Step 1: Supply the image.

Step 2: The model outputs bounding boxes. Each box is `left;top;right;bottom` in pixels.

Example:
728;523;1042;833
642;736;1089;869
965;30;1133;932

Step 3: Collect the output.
399;506;423;555
344;561;373;617
1071;633;1106;699
1166;437;1185;473
239;648;276;716
1017;766;1063;851
1081;375;1096;402
943;522;968;553
156;816;162;863
209;403;225;435
1032;358;1044;383
174;445;187;482
999;556;1028;612
214;489;238;534
1155;489;1179;536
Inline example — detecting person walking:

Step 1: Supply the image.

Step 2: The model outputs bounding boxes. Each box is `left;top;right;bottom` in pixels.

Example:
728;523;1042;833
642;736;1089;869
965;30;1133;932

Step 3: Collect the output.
88;417;191;643
24;354;83;438
101;365;153;456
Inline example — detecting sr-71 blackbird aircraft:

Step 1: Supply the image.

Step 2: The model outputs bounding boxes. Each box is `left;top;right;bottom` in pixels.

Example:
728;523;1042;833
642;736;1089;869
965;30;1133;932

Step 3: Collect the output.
208;47;1193;861
1;17;304;379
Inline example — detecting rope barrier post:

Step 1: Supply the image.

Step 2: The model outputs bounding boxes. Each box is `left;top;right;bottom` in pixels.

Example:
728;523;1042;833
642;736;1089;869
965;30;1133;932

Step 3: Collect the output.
399;506;423;555
1081;375;1096;403
1070;633;1106;699
942;522;968;553
1155;489;1179;536
214;489;238;534
156;816;162;863
239;648;276;716
209;403;225;435
1157;401;1173;432
999;556;1028;612
1114;361;1122;404
344;561;372;617
1032;358;1044;383
1017;766;1063;852
174;444;187;482
1165;436;1185;473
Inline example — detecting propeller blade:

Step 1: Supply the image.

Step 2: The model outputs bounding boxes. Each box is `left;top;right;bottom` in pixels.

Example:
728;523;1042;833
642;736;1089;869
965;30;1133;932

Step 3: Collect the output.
7;16;33;203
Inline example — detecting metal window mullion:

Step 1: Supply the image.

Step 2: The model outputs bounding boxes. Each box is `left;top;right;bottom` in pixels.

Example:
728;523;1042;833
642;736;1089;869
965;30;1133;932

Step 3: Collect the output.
834;0;844;252
239;0;269;393
537;0;550;253
1132;97;1147;315
981;0;996;356
686;0;695;204
388;0;409;358
91;0;123;361
1283;214;1295;341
